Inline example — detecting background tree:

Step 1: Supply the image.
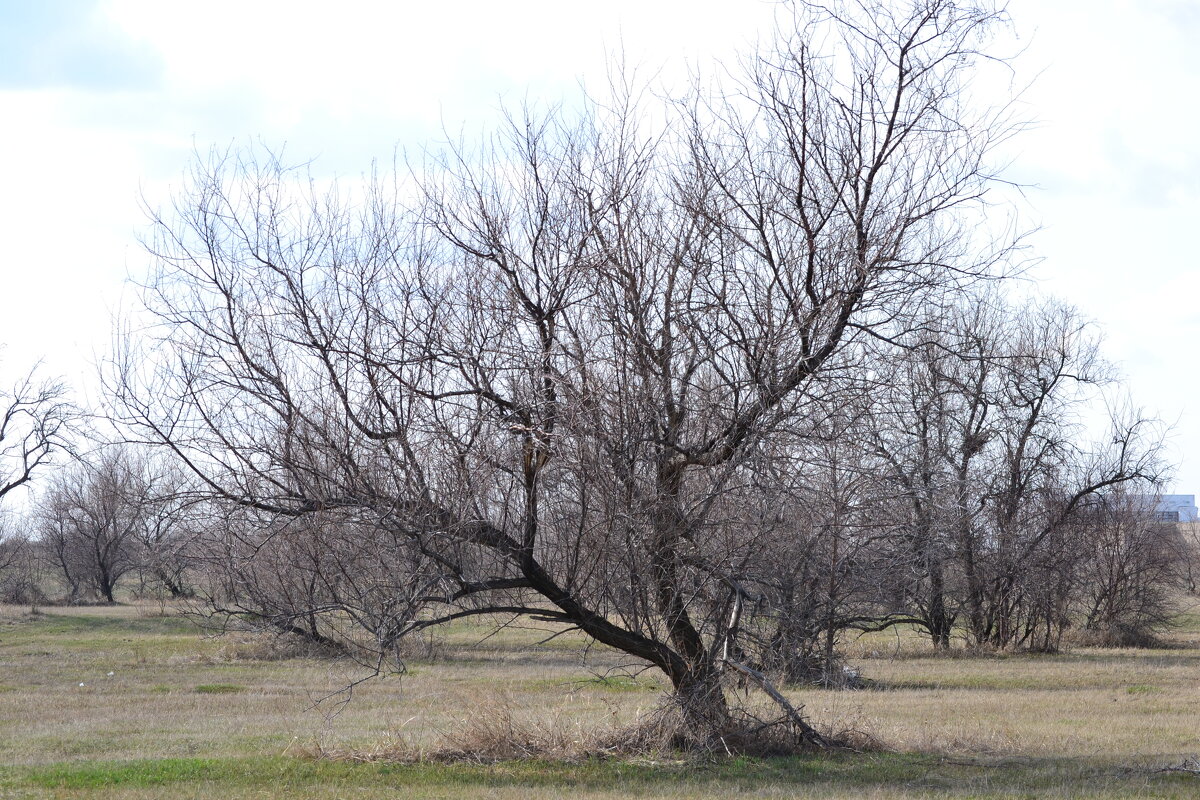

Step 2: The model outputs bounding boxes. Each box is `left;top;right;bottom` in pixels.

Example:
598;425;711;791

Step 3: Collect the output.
1071;489;1187;646
0;512;24;575
188;504;445;663
730;408;891;685
866;297;1163;651
38;448;148;603
1181;521;1200;595
130;461;198;599
0;511;36;604
866;304;999;650
0;358;75;605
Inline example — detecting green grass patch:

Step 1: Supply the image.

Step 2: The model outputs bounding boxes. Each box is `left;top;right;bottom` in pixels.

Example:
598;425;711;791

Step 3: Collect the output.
2;753;1196;799
0;610;207;664
15;757;253;790
578;675;663;693
0;753;1044;793
1169;609;1200;633
194;684;245;694
1126;684;1161;694
523;674;665;694
5;611;195;639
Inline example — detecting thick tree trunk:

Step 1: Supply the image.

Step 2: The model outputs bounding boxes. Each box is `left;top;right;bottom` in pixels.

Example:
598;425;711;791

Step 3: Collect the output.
650;460;732;739
670;664;733;739
959;526;988;645
927;560;953;650
156;571;192;599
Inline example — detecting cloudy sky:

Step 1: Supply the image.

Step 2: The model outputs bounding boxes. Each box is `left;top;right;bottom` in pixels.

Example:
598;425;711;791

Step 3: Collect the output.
1;0;1198;488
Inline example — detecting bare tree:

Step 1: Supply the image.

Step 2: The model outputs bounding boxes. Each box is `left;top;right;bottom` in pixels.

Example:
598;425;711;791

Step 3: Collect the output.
867;306;994;649
38;449;148;603
0;511;31;601
114;1;1023;746
131;461;198;599
188;504;443;659
866;297;1163;651
0;512;23;573
1072;490;1187;646
1181;522;1200;595
761;435;890;685
968;322;1162;650
0;359;75;605
0;364;73;504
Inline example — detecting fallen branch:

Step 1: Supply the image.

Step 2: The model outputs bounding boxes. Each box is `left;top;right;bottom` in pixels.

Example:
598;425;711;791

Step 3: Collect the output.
1156;756;1200;776
721;658;826;748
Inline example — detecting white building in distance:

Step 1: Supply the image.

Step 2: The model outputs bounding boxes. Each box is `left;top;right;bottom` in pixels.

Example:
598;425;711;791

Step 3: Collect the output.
1150;495;1199;523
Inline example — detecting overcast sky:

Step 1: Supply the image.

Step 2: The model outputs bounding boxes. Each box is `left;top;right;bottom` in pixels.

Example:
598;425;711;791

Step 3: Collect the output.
1;0;1197;490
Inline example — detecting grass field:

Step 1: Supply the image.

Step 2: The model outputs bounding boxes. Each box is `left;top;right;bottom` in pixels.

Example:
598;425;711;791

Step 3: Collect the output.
1;602;1198;798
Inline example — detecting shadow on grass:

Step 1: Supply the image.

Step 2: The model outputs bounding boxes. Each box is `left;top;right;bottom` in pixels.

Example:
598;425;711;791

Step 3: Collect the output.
3;753;1196;799
2;611;196;640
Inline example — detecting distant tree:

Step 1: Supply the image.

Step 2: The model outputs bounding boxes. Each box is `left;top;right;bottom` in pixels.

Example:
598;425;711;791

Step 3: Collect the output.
0;361;74;604
867;298;1163;651
38;449;148;603
1181;522;1200;595
130;461;198;599
188;505;444;661
0;512;23;574
727;408;891;686
0;512;29;601
867;302;1003;650
1072;490;1187;646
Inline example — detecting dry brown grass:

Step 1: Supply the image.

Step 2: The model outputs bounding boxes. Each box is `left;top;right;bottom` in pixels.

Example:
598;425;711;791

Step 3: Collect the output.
300;699;628;763
810;610;1200;763
2;601;1200;799
0;604;668;767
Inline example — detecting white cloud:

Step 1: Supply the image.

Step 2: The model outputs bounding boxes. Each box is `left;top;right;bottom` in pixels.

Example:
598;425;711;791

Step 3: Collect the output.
0;0;161;90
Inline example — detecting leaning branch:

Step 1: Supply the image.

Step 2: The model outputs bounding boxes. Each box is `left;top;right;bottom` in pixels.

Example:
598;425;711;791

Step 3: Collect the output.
721;657;826;747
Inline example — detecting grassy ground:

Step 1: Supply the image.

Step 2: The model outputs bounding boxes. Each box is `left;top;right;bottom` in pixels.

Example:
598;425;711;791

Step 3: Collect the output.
0;602;1198;798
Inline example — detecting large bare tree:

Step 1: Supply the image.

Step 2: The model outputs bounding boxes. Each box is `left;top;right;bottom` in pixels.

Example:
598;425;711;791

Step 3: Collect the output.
114;0;1023;745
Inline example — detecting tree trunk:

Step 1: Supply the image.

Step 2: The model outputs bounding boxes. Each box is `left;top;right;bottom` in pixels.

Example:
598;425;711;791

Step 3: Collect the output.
927;559;952;650
650;460;732;739
670;664;733;739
